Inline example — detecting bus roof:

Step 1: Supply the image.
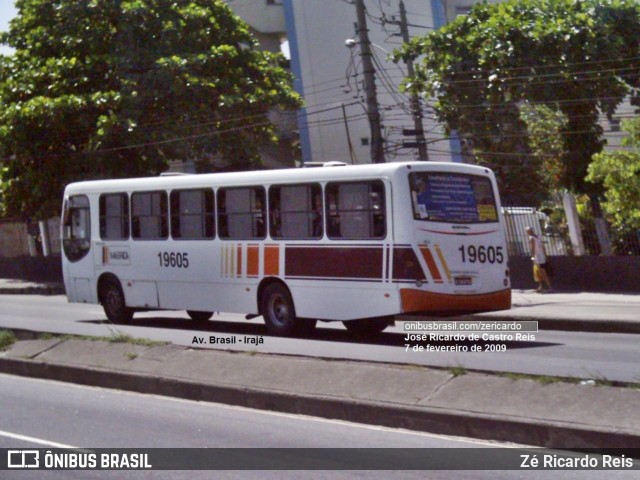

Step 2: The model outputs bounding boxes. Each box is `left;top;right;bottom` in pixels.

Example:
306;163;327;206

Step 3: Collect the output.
63;161;493;195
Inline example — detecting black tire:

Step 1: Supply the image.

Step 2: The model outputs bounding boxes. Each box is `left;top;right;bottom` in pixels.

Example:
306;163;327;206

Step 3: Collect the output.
187;311;213;322
343;317;393;336
101;279;133;324
260;283;298;336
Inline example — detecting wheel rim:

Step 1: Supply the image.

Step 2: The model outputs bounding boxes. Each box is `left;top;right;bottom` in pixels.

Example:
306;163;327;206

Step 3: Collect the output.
105;287;122;314
268;293;289;327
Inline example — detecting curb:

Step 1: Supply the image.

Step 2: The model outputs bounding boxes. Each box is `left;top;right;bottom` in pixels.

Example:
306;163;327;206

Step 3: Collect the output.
1;357;638;450
0;286;65;296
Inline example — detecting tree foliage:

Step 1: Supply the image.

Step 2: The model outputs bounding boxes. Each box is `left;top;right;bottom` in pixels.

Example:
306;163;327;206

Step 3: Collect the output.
395;0;640;204
0;0;301;218
587;118;640;229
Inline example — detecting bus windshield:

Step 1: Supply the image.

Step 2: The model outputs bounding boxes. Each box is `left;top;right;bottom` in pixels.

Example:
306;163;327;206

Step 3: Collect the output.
409;172;498;224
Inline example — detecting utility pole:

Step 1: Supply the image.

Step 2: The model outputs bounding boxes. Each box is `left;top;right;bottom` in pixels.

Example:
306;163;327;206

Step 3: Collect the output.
398;0;428;160
341;103;357;164
355;0;385;163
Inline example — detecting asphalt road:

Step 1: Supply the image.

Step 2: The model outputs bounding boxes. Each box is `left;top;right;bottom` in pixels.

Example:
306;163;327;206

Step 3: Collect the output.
1;374;636;479
1;295;639;383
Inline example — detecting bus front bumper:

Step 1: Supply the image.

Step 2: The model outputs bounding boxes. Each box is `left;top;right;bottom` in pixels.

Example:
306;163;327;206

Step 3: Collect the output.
400;288;512;314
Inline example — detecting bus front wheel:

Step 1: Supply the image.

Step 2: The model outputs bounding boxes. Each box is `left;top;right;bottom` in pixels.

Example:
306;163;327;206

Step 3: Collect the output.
343;317;392;336
101;280;133;324
261;283;297;336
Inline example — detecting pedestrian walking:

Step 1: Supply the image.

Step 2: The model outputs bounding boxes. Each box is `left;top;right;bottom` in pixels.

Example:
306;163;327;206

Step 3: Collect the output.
526;226;552;293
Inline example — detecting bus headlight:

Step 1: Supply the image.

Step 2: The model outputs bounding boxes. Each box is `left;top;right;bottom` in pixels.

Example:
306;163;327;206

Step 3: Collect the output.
415;280;423;287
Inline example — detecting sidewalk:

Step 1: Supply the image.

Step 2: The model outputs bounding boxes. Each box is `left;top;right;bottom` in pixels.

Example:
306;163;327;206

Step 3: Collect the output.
0;278;65;295
1;335;639;450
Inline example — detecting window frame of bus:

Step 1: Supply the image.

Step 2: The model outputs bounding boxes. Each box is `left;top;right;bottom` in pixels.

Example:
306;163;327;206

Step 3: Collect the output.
170;188;215;240
268;183;323;240
62;194;91;262
217;186;267;240
131;190;169;240
409;172;498;224
99;193;130;240
324;180;387;240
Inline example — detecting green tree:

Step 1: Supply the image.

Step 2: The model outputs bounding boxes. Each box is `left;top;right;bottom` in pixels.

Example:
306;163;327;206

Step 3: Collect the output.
0;0;301;218
395;0;640;204
587;118;640;228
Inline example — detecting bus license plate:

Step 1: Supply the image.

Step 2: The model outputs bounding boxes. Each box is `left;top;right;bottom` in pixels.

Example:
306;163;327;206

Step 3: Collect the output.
455;276;473;286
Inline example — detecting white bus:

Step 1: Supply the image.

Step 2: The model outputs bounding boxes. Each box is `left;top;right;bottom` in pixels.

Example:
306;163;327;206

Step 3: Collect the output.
61;162;511;336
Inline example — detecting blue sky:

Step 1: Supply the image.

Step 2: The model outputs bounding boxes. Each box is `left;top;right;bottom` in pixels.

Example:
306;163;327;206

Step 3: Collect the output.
0;0;16;56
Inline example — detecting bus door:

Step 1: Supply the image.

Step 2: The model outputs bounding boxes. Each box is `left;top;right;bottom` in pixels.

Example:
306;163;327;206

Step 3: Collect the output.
61;195;95;303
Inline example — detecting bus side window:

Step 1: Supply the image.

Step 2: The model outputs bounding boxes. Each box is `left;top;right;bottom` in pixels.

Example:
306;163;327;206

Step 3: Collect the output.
325;181;386;240
99;193;129;240
218;187;266;240
62;195;91;262
131;191;168;240
269;183;323;240
170;189;215;240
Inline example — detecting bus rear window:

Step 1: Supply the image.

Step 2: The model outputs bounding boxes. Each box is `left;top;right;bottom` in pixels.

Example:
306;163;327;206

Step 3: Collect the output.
409;172;498;223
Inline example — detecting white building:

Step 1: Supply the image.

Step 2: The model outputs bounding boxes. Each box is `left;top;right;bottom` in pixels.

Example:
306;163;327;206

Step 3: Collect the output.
225;0;459;165
225;0;632;167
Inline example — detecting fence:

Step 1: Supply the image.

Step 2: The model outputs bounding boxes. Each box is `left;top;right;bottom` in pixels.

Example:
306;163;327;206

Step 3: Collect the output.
503;207;640;257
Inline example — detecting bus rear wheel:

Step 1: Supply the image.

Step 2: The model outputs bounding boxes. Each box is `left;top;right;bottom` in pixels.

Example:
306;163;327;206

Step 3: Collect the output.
101;279;133;324
343;317;392;336
261;283;299;336
187;311;213;322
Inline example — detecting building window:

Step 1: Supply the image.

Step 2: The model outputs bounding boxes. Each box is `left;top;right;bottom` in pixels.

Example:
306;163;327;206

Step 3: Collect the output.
170;189;215;240
325;181;386;240
269;183;323;239
218;187;266;240
131;191;168;240
99;193;129;240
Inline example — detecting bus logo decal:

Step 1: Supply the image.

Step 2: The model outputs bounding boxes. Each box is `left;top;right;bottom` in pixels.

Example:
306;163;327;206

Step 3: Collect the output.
102;246;130;265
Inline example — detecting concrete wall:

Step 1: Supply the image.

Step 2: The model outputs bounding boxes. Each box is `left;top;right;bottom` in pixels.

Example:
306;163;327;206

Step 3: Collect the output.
509;256;640;294
0;255;62;283
0;222;31;258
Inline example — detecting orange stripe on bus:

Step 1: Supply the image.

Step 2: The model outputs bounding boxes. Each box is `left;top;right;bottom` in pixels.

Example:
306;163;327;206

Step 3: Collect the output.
419;246;443;283
401;288;511;313
247;245;259;277
434;244;452;282
237;245;243;277
264;244;279;276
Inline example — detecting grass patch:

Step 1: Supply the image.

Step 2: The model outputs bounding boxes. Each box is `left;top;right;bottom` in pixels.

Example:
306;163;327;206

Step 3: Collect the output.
0;330;17;351
104;332;165;347
448;366;467;377
38;331;165;347
499;372;582;386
